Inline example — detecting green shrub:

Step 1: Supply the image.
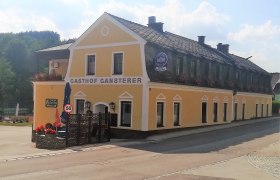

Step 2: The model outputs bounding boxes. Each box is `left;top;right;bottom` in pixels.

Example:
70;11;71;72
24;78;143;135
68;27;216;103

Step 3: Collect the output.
272;101;280;114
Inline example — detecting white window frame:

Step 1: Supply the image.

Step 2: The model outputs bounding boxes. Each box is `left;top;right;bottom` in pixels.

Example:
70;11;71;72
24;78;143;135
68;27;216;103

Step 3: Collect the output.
112;52;124;76
156;101;165;128
119;100;133;128
173;101;181;126
201;95;208;124
85;54;96;76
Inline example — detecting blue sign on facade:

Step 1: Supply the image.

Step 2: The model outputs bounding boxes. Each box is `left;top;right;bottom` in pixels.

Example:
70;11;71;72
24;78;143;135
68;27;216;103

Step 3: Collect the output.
154;52;168;72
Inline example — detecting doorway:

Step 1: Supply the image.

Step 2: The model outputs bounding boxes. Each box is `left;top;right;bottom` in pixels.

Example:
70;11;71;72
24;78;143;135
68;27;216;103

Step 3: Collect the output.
94;104;108;113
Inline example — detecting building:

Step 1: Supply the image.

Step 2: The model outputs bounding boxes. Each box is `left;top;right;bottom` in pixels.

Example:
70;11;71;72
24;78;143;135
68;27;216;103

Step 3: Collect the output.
271;73;280;101
33;12;272;137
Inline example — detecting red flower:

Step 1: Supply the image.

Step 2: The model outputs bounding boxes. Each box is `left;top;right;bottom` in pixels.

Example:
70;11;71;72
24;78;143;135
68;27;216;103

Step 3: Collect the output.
53;122;61;128
45;128;56;134
35;125;44;133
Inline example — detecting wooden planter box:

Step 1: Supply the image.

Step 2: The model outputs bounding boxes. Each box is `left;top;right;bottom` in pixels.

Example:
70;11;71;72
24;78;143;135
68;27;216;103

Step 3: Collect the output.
36;134;66;149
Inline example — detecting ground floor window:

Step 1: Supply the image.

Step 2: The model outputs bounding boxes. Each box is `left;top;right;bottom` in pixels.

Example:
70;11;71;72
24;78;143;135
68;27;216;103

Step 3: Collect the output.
213;102;218;122
242;103;245;120
261;104;264;117
120;101;132;127
173;102;180;126
223;103;227;122
202;102;207;123
157;102;164;127
234;103;238;121
266;104;269;117
256;104;258;117
76;99;85;114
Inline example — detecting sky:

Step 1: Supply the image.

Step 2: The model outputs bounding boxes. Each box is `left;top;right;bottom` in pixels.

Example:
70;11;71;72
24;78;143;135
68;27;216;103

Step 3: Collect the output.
0;0;279;72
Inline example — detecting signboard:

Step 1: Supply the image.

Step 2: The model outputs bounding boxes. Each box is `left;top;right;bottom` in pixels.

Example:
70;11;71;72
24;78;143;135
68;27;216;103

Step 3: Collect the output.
154;52;168;72
69;76;143;85
45;99;58;108
64;104;73;113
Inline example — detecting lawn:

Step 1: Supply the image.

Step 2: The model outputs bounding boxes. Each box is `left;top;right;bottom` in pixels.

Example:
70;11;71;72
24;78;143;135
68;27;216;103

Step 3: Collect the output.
0;121;33;127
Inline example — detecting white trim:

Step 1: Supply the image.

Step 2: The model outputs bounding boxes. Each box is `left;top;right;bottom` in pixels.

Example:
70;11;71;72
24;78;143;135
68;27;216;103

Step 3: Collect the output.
234;97;238;103
73;41;140;50
93;102;109;113
140;40;149;131
74;91;86;98
69;13;146;50
74;98;86;114
223;96;229;103
156;101;165;128
173;101;181;126
32;81;65;85
33;83;37;130
149;82;232;94
213;101;219;123
118;100;133;129
112;51;124;76
213;96;219;102
201;101;208;124
156;93;166;100
236;91;272;98
242;98;246;104
119;92;133;99
84;53;96;77
256;99;259;104
173;94;182;101
100;25;109;37
201;95;208;102
64;49;74;81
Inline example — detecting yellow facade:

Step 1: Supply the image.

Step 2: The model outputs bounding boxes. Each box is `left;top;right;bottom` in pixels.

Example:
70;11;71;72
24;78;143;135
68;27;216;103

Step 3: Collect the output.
33;13;272;134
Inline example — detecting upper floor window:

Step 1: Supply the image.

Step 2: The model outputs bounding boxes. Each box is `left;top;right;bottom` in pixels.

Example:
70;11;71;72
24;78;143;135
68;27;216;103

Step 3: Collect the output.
190;60;196;78
113;53;123;75
176;57;184;76
87;55;95;75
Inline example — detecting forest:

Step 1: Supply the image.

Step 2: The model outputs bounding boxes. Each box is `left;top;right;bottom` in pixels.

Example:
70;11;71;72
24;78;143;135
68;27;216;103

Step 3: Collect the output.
0;31;70;113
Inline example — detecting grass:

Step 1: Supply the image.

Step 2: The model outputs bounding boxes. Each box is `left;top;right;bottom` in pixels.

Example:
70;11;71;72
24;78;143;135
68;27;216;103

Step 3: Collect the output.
0;121;33;127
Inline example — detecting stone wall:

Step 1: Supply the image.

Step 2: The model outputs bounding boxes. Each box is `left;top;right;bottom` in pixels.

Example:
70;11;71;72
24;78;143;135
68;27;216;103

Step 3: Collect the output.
36;134;66;149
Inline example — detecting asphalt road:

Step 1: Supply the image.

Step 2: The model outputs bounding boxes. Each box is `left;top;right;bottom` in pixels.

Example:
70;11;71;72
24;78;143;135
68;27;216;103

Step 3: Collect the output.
0;118;279;180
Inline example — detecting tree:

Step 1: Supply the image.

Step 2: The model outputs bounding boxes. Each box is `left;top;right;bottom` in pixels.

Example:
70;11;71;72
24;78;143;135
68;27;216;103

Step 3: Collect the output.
0;57;15;106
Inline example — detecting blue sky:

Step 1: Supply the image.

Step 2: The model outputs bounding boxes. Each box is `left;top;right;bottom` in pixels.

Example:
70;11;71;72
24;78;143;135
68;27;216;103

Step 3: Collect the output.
0;0;279;72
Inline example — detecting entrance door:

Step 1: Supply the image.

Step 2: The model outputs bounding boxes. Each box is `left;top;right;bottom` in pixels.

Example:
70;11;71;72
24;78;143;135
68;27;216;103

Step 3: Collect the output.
76;99;85;114
95;104;108;113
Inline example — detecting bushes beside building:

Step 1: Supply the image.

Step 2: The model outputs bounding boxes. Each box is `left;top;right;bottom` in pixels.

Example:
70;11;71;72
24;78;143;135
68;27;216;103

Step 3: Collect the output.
272;101;280;114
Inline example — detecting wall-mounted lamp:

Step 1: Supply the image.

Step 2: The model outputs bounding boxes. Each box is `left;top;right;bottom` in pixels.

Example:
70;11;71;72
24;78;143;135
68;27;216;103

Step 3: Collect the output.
109;102;116;111
85;101;91;109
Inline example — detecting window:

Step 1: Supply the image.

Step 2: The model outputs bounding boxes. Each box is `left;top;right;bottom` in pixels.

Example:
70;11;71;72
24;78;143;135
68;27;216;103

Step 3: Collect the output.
255;104;258;117
213;102;218;122
173;103;180;126
176;57;184;76
157;102;164;127
113;53;123;75
234;103;238;121
261;104;264;117
87;55;95;75
190;60;196;78
76;99;85;114
120;101;132;127
216;64;220;80
266;104;269;117
223;103;227;122
242;103;245;120
202;102;207;123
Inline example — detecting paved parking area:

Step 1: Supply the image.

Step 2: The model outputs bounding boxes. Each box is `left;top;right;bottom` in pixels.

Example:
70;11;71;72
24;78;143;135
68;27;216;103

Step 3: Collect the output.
0;126;53;160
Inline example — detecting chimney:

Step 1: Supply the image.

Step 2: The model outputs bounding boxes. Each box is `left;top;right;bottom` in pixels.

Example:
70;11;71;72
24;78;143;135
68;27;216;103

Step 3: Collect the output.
198;36;205;44
148;16;164;33
217;43;229;54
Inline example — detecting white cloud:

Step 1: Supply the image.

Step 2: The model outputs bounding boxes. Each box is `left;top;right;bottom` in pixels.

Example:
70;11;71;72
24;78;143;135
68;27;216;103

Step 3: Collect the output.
228;20;280;42
0;8;63;36
228;21;280;72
